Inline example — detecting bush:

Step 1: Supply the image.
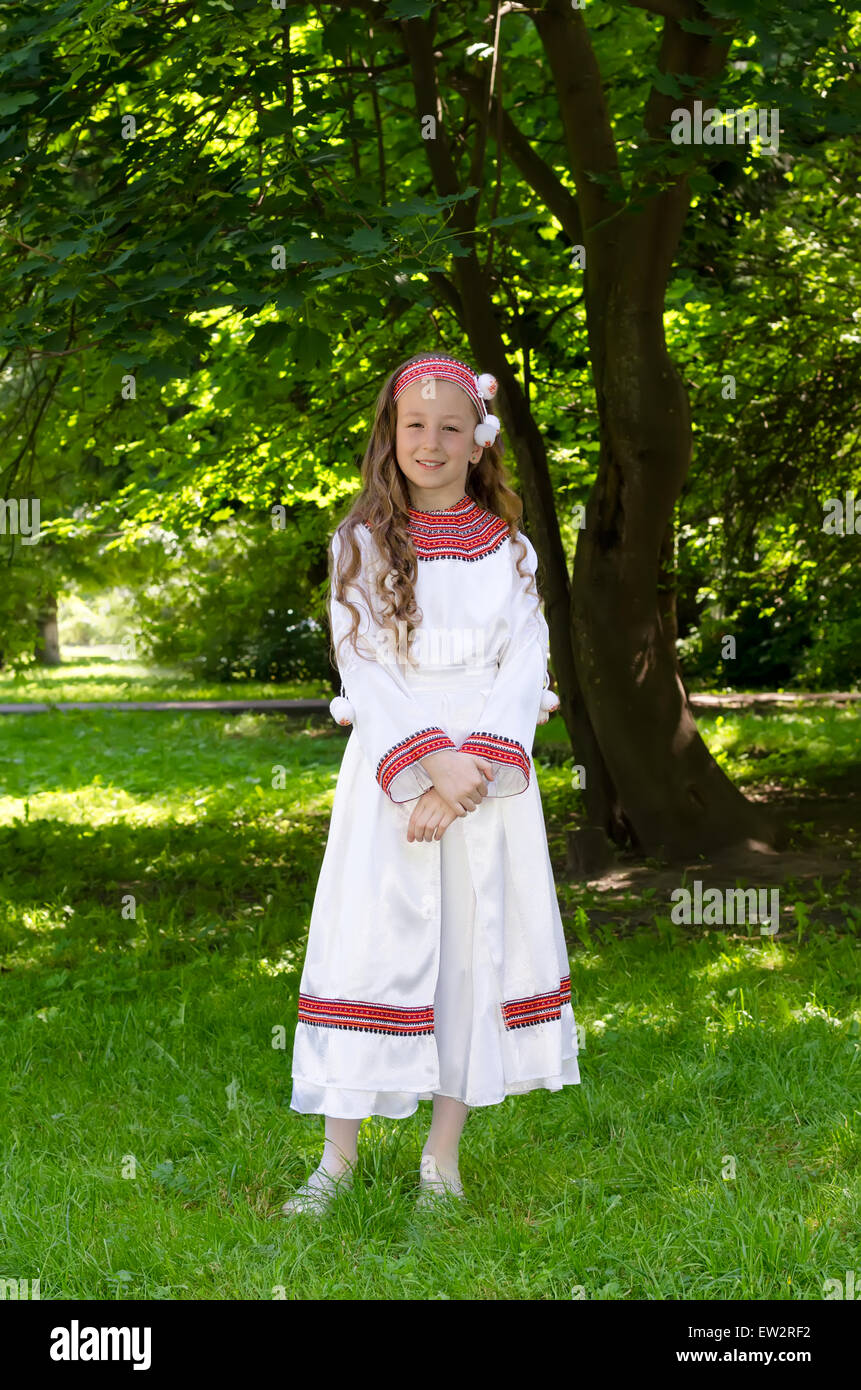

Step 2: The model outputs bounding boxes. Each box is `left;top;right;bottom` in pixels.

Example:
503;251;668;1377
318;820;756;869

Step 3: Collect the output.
134;516;332;684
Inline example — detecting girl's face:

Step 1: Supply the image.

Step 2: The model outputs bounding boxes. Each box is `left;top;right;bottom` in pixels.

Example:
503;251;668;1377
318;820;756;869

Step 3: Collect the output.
394;376;482;509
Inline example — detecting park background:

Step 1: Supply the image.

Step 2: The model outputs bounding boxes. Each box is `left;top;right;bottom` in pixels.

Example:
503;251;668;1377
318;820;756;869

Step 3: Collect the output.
0;0;858;1299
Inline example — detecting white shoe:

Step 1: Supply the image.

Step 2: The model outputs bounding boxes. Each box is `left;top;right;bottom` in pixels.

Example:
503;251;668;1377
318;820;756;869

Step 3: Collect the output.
281;1162;354;1216
416;1153;465;1210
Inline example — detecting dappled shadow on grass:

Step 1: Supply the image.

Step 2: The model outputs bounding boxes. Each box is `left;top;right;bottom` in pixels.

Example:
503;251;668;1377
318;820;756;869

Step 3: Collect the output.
0;653;328;705
0;812;326;970
0;708;348;974
0;708;343;805
554;761;860;943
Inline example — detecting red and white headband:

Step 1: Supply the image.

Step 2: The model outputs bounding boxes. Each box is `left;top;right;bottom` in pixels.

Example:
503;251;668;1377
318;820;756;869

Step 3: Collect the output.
392;355;501;447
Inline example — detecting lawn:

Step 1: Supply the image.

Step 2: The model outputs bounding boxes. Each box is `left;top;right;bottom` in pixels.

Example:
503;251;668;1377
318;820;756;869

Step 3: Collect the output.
0;667;858;1299
0;649;322;705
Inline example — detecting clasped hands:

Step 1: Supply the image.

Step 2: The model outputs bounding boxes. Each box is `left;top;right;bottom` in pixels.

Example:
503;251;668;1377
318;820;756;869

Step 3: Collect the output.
406;748;496;843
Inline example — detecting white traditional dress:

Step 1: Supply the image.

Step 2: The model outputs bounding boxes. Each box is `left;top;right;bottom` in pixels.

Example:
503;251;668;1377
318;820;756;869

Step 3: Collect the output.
290;492;581;1119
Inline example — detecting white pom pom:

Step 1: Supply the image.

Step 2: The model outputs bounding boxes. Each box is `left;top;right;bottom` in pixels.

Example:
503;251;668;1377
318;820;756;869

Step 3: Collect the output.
474;413;500;447
330;695;354;726
476;373;498;401
537;687;559;723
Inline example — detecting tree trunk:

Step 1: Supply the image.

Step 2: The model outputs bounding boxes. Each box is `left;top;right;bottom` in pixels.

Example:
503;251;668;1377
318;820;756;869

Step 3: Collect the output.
525;0;775;859
573;224;777;857
35;592;61;666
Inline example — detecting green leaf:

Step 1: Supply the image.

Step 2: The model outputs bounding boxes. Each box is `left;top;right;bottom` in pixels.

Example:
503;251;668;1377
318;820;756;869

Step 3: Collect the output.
274;288;304;310
346;226;387;255
484;211;539;229
102;246;140;273
290;325;330;371
46;286;81;305
257;108;295;138
649;69;684;99
688;172;719;195
249;320;290;355
0;92;39;116
310;261;361;281
386;188;479;219
284;235;338;264
51;239;89;260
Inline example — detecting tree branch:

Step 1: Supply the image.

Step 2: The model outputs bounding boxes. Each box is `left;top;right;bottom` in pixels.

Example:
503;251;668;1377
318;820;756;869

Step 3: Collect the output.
530;0;621;230
448;65;582;243
641;13;733;147
426;269;463;318
631;13;734;291
401;18;473;217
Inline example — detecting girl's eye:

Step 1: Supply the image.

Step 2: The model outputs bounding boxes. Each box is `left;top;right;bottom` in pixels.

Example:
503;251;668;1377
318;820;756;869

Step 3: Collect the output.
406;423;459;430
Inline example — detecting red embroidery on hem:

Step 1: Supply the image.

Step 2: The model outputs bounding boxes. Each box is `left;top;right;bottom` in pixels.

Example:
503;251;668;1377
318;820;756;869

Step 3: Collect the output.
298;993;435;1036
501;975;572;1030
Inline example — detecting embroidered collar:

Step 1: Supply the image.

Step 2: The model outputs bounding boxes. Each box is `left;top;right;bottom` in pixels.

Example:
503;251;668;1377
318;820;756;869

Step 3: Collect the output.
407;493;509;562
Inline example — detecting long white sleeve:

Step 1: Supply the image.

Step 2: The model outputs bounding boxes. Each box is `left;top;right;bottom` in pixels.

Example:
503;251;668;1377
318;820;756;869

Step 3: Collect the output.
457;533;548;797
330;524;457;803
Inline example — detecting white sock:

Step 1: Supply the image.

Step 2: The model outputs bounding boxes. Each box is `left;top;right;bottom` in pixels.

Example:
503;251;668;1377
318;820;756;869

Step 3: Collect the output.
320;1118;361;1177
421;1151;462;1186
305;1162;352;1192
422;1097;468;1182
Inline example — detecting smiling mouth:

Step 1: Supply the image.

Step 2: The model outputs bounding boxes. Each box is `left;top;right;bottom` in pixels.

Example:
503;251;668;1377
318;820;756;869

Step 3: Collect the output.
418;460;445;468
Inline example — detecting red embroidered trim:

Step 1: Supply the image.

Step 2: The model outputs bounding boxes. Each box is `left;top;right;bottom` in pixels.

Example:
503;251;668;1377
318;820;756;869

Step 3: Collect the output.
362;497;509;562
298;993;435;1036
298;978;571;1037
501;975;572;1031
377;726;456;796
459;732;530;781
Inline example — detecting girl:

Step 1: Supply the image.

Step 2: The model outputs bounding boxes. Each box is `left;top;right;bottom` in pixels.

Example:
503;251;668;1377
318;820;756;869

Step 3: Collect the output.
283;353;581;1215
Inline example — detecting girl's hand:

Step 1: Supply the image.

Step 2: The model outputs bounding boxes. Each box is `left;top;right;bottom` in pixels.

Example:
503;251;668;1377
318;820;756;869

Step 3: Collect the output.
406;787;461;843
418;749;495;815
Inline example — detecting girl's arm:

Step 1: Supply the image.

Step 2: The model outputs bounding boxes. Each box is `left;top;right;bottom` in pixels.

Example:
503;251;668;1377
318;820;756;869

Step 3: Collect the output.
456;533;549;797
329;524;458;804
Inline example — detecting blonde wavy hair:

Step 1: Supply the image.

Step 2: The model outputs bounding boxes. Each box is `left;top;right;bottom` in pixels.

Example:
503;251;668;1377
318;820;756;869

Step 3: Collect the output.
328;352;538;674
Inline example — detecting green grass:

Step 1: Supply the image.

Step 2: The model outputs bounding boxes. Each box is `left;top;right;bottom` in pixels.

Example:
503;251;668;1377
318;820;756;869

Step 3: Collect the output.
0;676;858;1299
0;650;323;704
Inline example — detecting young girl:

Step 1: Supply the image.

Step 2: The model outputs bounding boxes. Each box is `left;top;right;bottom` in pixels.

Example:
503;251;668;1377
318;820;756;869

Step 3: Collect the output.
283;352;581;1215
